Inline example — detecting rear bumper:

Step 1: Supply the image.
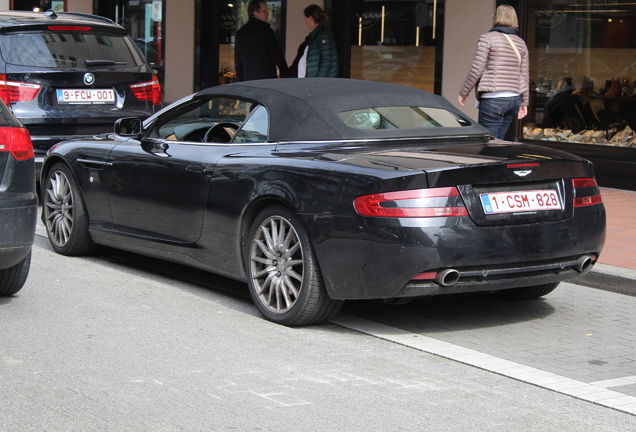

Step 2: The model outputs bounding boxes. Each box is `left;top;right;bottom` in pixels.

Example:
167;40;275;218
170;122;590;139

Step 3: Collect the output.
308;204;606;300
396;254;596;297
0;203;37;269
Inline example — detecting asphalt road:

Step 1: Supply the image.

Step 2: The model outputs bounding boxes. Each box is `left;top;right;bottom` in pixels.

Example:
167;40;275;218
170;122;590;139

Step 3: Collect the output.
1;235;635;431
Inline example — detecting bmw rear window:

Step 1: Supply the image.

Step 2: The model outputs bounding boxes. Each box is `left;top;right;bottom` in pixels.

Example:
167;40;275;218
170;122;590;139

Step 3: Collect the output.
338;107;472;130
0;31;145;68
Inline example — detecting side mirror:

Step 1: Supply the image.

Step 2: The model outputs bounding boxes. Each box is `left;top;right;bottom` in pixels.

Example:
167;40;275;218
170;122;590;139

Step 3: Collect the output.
114;117;143;137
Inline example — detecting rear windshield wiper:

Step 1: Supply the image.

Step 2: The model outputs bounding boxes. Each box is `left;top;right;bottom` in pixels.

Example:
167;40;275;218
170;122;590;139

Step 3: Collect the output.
83;59;128;67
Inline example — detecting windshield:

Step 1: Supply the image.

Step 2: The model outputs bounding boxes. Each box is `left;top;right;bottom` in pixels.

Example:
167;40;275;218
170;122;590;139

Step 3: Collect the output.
0;31;145;68
339;107;472;130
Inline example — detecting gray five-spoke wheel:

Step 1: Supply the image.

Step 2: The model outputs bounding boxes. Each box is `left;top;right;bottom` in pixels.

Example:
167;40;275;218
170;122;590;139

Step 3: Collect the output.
249;215;304;314
44;169;75;249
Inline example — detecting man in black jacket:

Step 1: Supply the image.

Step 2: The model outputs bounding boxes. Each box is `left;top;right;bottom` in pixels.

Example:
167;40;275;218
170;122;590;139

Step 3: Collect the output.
234;0;289;81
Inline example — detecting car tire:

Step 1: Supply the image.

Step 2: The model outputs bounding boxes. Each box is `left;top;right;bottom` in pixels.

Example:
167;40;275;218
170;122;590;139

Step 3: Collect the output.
245;206;343;326
493;282;560;301
42;163;95;256
0;251;31;296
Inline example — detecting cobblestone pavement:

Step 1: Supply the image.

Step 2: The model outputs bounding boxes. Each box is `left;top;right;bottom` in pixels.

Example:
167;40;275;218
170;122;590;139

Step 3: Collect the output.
340;282;636;414
343;283;636;392
1;237;636;431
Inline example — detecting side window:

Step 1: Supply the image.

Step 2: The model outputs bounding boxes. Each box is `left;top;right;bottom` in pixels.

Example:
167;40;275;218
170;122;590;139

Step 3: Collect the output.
148;97;253;142
234;105;269;143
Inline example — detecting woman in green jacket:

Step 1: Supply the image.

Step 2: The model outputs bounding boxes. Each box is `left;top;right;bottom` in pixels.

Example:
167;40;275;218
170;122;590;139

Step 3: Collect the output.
291;4;339;78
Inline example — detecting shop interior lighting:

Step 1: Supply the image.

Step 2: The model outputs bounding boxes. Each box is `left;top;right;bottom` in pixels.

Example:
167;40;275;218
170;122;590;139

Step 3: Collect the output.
381;5;385;44
433;0;437;39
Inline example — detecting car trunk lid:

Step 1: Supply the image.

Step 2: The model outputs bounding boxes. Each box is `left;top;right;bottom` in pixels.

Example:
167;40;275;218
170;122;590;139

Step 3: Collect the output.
330;139;598;226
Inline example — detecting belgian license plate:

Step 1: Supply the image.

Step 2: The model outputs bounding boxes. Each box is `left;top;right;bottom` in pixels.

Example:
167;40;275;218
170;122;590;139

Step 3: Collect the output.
480;189;562;214
57;89;115;104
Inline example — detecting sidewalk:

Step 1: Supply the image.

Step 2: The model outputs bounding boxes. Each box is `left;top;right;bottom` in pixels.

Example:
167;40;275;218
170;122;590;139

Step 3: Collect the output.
577;187;636;295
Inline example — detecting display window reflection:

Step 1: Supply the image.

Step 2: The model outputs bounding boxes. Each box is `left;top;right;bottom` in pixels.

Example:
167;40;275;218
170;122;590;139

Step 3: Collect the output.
349;1;444;94
524;0;636;148
115;0;163;78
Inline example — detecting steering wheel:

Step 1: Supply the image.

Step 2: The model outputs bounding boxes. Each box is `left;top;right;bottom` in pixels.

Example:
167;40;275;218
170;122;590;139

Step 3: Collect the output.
204;123;239;143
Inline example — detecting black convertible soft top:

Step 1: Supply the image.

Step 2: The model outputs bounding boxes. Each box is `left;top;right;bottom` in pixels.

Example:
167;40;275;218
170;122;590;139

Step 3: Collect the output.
199;78;489;142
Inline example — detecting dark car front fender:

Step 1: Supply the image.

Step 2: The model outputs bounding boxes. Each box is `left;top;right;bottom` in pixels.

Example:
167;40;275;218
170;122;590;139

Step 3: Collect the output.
41;138;119;227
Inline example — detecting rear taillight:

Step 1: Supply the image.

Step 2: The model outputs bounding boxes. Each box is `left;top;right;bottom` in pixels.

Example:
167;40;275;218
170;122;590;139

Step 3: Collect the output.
130;74;162;105
0;74;42;104
354;187;468;218
0;127;34;160
573;178;603;207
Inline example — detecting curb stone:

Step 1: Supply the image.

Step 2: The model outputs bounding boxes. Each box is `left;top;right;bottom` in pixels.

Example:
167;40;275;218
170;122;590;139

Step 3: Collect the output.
575;263;636;297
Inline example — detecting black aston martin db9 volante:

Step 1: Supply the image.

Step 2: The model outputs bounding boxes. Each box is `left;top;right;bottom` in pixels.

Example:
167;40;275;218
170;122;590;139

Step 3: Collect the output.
41;78;606;325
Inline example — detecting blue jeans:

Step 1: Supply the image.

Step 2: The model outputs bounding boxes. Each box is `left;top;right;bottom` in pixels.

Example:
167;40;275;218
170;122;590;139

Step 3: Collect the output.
478;96;521;140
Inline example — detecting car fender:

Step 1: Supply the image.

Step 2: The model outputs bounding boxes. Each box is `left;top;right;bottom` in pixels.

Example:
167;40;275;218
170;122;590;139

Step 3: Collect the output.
41;138;119;227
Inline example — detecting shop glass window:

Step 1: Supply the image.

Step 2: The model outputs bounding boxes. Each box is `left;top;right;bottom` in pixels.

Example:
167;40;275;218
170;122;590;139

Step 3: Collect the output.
350;1;444;94
524;0;636;148
115;0;163;78
218;1;284;85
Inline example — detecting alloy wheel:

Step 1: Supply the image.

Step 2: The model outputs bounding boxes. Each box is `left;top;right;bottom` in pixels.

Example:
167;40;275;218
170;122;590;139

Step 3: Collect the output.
44;170;75;248
249;215;304;314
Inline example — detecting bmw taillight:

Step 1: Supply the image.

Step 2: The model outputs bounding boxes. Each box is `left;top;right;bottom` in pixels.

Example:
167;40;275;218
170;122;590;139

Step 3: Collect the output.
354;187;468;218
130;74;162;105
0;74;42;104
573;178;603;207
48;26;92;32
0;127;34;160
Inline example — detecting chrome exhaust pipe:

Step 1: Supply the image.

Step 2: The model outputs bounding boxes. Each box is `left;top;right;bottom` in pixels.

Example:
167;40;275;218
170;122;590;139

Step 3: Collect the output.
435;268;460;286
574;255;594;273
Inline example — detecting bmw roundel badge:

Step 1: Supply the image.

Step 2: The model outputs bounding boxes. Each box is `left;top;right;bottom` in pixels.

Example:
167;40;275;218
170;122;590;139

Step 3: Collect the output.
83;73;95;86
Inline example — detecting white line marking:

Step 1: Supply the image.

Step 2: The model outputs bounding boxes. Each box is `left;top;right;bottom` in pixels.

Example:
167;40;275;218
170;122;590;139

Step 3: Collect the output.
331;314;636;416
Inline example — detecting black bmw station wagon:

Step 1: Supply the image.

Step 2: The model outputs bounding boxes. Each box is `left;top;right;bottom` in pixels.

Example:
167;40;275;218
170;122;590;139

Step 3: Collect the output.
0;10;162;179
